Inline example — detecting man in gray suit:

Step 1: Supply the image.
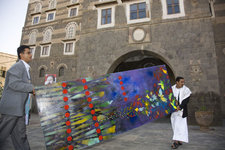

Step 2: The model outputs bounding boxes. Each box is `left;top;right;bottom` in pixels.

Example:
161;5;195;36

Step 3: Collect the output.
0;45;35;150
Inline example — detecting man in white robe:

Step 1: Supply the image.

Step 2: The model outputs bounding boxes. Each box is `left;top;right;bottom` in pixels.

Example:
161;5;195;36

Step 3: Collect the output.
171;76;191;149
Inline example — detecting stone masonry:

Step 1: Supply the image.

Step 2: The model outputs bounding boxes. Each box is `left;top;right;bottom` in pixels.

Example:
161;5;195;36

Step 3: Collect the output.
21;0;225;125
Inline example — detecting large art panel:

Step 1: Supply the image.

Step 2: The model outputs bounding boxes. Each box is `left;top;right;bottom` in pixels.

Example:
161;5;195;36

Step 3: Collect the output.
35;65;177;150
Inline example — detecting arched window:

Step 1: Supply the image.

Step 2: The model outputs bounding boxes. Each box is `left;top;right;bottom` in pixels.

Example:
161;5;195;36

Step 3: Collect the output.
59;67;64;77
43;27;53;43
65;22;77;39
34;3;42;13
68;26;74;39
29;30;38;45
39;68;45;77
49;0;56;9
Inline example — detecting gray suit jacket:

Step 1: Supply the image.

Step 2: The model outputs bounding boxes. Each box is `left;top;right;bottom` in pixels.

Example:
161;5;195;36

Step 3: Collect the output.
0;60;33;116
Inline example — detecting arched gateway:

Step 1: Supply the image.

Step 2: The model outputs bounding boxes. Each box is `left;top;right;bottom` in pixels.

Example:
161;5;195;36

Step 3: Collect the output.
107;50;175;84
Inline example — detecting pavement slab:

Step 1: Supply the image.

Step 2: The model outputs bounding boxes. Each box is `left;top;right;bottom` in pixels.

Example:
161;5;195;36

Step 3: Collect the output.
1;113;225;150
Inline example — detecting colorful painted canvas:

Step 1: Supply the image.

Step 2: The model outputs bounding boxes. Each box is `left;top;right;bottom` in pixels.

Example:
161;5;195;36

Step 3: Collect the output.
35;65;177;150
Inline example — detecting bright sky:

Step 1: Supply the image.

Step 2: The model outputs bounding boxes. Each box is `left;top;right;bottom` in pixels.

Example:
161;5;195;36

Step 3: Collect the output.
0;0;29;55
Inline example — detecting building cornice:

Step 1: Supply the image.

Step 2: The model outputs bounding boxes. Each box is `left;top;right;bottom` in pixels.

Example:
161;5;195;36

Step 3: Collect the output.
94;0;118;8
67;2;80;8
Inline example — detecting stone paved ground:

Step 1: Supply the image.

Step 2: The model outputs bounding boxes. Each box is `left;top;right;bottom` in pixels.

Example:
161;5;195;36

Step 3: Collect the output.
1;113;225;150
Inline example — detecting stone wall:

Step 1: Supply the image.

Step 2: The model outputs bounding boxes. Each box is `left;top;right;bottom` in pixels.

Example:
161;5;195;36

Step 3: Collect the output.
213;0;225;118
21;0;224;124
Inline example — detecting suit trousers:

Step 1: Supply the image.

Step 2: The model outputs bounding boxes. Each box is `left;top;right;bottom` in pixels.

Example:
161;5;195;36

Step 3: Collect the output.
0;114;30;150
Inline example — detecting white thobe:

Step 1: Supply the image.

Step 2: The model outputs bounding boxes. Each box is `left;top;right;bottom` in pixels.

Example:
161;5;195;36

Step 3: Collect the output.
171;85;191;143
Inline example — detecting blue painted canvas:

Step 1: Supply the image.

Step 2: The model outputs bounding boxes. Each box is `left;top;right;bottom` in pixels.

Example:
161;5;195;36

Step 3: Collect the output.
35;65;177;150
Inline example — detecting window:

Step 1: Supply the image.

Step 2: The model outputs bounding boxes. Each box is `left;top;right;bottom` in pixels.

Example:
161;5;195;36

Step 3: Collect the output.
130;2;146;20
64;22;76;55
30;47;35;58
59;67;64;77
41;45;50;57
126;1;150;24
0;70;6;78
161;0;185;19
64;42;75;55
46;12;55;21
39;68;45;77
29;30;37;45
65;42;73;53
97;6;115;29
68;26;74;38
0;66;6;78
167;0;180;14
34;3;42;13
101;8;111;25
43;27;53;43
65;22;77;39
32;16;40;25
49;0;56;9
69;7;77;17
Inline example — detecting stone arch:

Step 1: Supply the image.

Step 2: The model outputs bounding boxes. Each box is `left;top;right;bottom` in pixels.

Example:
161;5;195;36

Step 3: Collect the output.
57;64;68;77
29;29;38;45
107;50;175;84
65;22;78;39
57;63;68;70
49;0;57;9
38;65;48;72
38;65;48;77
34;2;42;13
43;26;53;43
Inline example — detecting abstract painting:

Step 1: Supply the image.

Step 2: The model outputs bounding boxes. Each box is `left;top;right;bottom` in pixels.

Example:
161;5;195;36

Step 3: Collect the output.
35;65;177;150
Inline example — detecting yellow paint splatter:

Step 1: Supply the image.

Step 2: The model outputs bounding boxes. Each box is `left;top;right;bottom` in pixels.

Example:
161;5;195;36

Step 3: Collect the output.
162;69;167;74
71;113;84;119
157;111;159;115
135;108;139;112
146;94;150;99
106;125;116;134
74;124;89;130
145;102;148;106
72;118;88;126
165;110;168;114
170;102;177;109
81;140;89;145
145;110;148;115
159;95;167;102
137;98;141;101
99;91;105;97
101;78;107;81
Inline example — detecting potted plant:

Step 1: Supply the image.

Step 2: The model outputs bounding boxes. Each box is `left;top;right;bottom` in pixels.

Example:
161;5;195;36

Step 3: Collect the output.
194;92;219;131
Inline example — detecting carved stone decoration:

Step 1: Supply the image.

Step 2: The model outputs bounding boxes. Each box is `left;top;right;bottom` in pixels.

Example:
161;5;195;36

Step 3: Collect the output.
190;60;203;82
129;25;150;44
132;28;146;42
50;61;55;68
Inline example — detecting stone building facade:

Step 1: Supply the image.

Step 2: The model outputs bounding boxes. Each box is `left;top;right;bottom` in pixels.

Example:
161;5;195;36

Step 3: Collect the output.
21;0;225;124
0;52;17;87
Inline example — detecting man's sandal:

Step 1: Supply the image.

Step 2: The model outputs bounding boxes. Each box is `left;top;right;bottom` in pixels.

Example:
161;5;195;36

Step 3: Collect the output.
171;142;179;149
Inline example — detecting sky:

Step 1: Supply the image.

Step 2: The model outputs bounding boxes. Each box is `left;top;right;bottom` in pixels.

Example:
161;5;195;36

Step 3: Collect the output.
0;0;29;55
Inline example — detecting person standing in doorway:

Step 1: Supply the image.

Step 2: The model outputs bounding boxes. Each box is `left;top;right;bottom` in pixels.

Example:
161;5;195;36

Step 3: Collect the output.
170;76;191;149
0;45;35;150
